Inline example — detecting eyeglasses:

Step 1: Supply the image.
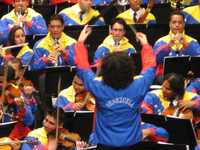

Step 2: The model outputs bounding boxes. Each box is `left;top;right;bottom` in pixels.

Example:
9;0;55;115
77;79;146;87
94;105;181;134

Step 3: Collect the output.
112;28;124;32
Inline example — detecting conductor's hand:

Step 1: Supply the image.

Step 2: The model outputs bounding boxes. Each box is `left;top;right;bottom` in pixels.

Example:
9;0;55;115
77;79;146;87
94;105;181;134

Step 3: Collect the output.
78;25;92;42
136;32;148;45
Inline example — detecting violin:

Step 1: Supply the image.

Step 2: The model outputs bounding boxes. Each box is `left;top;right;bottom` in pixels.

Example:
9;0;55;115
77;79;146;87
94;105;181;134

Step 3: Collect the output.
162;100;193;120
137;0;155;23
75;92;95;111
58;128;81;148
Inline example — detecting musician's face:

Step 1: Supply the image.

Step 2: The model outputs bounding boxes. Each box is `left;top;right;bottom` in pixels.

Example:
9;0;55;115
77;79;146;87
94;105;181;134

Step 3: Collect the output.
130;0;141;11
73;76;85;93
13;0;29;12
162;80;176;100
169;14;185;34
43;115;57;133
79;0;92;12
49;20;64;39
111;22;125;42
14;29;25;45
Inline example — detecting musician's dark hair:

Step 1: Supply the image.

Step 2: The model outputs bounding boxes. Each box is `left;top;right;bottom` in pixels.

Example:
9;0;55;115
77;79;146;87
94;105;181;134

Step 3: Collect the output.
8;25;25;46
111;18;127;31
49;14;64;26
170;10;185;22
45;108;64;125
163;73;185;98
101;52;135;90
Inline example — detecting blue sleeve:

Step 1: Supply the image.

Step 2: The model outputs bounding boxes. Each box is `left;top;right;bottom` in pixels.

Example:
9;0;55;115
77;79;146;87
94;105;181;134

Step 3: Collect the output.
21;136;43;150
153;41;170;65
66;44;75;66
187;78;200;94
56;95;73;111
59;13;78;26
22;106;34;126
182;11;199;24
28;16;48;34
148;20;156;25
0;19;10;44
20;51;33;65
142;92;163;114
94;18;105;26
186;41;200;56
135;68;156;97
93;46;109;63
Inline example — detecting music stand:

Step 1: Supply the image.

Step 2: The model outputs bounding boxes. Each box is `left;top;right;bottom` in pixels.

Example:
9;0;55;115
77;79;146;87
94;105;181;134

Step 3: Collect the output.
63;111;94;141
0;121;17;137
163;56;200;78
141;113;197;149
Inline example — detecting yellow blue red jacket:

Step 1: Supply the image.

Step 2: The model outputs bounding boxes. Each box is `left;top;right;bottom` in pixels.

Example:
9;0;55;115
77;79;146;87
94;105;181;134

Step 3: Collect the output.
117;8;156;25
1;8;48;43
31;32;76;70
153;32;200;65
94;35;136;62
21;127;48;150
59;3;105;26
182;5;200;24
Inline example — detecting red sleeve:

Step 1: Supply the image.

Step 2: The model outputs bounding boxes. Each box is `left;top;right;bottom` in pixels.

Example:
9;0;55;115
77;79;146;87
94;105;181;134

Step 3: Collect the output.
141;44;156;72
74;42;90;69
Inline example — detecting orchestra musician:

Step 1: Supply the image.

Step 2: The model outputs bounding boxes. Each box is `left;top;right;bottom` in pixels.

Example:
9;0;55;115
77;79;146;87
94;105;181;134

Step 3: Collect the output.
117;0;156;24
58;0;105;26
56;75;95;111
141;73;200;141
21;108;86;150
0;58;34;140
74;25;156;149
153;11;200;78
94;18;136;63
0;0;48;44
0;26;33;66
31;15;77;70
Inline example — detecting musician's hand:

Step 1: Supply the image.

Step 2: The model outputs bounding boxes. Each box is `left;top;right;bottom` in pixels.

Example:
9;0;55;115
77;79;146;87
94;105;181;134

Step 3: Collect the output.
0;48;6;57
73;102;85;111
48;52;57;63
179;100;194;111
9;139;21;150
76;141;88;149
14;97;24;106
78;25;92;42
136;32;148;45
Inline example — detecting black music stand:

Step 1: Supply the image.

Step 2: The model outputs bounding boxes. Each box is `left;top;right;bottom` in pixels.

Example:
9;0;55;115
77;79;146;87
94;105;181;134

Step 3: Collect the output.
163;56;200;78
141;113;197;149
63;111;94;142
0;121;17;137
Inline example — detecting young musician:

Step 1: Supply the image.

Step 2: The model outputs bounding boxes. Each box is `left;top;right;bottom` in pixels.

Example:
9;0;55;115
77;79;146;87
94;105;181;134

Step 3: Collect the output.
141;73;200;141
117;0;156;24
153;11;200;78
31;15;76;70
58;0;105;26
0;0;47;43
56;75;95;111
0;26;33;66
94;18;136;63
74;25;156;149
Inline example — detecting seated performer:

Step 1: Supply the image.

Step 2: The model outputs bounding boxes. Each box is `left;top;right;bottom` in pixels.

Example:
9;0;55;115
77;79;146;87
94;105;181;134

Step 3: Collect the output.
0;26;33;66
141;73;200;142
0;0;48;43
74;25;156;149
153;11;200;77
117;0;156;24
21;108;85;150
56;75;95;111
31;15;76;70
94;18;136;63
59;0;105;26
0;59;34;140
